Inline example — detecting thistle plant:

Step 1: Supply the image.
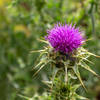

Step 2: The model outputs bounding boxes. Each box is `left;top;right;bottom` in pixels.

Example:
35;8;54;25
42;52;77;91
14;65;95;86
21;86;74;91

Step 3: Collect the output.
32;23;100;100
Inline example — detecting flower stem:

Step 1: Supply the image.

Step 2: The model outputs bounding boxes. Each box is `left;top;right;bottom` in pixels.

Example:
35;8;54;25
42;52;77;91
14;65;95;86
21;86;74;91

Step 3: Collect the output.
65;66;68;83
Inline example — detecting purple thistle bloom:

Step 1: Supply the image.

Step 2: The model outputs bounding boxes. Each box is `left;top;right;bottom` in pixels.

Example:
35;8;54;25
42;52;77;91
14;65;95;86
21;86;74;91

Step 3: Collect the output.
45;23;84;54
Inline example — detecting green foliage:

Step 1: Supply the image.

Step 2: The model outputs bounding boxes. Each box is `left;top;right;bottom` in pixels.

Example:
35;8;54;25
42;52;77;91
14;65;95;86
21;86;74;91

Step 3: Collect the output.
0;0;100;100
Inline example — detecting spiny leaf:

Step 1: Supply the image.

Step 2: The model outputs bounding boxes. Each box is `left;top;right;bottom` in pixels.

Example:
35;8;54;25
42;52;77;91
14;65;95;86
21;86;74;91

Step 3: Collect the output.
37;38;49;44
39;51;48;58
79;57;94;64
76;73;87;91
42;81;52;88
87;52;100;58
68;73;77;80
72;84;81;91
80;62;100;78
33;60;51;77
30;49;46;53
32;56;48;70
82;58;94;64
32;61;43;70
84;37;93;42
73;65;87;91
33;64;47;77
74;93;89;100
18;94;30;99
51;68;60;88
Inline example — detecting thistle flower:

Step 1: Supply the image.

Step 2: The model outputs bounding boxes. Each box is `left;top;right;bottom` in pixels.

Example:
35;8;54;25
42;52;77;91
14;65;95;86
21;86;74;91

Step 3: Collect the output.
46;23;84;54
32;23;100;100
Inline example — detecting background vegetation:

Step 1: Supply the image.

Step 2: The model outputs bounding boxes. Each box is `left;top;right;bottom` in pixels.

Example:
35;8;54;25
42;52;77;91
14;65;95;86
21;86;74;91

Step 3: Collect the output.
0;0;100;100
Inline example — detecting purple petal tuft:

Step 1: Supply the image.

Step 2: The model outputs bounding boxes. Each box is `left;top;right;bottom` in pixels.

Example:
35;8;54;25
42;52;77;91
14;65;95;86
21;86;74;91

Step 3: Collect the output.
45;23;84;53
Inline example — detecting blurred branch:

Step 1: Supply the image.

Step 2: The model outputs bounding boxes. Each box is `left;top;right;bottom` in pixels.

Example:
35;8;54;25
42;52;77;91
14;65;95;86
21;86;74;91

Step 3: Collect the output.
59;0;64;9
20;2;31;11
90;2;95;34
58;0;64;14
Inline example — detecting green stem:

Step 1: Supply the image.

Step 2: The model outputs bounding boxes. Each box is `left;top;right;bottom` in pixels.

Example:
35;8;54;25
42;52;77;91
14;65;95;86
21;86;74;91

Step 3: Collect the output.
65;67;68;83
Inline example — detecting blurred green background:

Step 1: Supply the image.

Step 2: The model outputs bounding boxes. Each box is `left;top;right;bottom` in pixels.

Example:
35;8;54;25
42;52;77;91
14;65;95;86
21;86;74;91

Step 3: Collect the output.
0;0;100;100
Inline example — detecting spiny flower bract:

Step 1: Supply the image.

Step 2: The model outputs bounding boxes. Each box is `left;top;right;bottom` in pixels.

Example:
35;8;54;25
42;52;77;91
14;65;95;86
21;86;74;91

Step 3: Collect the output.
46;23;84;54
